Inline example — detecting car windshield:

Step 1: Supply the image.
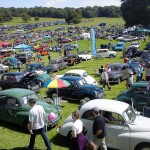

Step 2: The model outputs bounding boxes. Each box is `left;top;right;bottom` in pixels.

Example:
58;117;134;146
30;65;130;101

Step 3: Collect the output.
111;65;121;71
19;93;38;106
122;107;136;124
77;79;87;86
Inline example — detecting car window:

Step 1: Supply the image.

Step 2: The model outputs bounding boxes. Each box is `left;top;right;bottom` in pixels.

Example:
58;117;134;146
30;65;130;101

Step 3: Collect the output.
83;72;88;77
0;95;7;106
6;97;17;107
81;110;95;120
132;87;147;95
103;111;125;125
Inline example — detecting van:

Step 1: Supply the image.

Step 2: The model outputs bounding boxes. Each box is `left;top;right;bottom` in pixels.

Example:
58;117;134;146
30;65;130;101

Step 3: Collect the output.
115;42;126;51
15;51;35;63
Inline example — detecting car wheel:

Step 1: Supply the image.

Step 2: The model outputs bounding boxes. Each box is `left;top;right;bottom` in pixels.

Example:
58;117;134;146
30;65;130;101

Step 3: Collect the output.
135;143;150;150
0;87;2;91
109;54;114;58
83;96;91;102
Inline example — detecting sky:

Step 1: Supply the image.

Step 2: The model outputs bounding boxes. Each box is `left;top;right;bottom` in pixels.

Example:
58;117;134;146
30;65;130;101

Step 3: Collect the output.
0;0;121;8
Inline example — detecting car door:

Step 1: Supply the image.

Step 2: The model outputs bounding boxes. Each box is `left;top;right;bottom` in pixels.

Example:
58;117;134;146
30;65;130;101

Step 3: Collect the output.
104;111;130;150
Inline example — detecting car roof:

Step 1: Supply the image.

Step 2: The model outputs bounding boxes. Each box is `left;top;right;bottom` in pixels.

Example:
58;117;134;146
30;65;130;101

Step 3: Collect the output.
80;99;129;115
27;63;43;66
0;88;35;98
66;69;86;74
132;81;148;87
61;76;83;81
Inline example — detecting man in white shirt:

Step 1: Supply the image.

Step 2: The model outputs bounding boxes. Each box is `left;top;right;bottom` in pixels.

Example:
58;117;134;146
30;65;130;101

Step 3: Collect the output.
26;99;51;150
101;68;111;91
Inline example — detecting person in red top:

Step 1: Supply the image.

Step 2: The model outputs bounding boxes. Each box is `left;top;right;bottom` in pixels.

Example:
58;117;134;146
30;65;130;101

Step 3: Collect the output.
124;55;129;63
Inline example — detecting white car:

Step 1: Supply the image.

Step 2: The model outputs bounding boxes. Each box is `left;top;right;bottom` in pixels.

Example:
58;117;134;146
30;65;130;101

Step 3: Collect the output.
63;69;98;85
78;51;92;60
58;99;150;150
129;41;140;48
96;49;117;58
0;64;9;73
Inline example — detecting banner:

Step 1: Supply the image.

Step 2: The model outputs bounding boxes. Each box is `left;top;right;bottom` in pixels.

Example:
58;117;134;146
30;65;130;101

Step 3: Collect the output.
91;28;96;56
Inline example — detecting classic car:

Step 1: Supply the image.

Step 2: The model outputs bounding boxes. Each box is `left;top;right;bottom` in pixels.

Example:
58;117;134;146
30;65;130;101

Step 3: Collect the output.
25;63;51;73
63;54;82;66
125;47;143;58
0;88;61;129
115;42;126;51
107;63;130;84
3;57;20;69
127;59;142;73
96;49;117;58
57;99;150;150
116;81;150;112
140;51;150;66
48;58;68;72
33;73;51;86
46;76;104;101
63;69;98;85
0;64;9;73
78;51;92;60
0;72;41;92
129;41;140;48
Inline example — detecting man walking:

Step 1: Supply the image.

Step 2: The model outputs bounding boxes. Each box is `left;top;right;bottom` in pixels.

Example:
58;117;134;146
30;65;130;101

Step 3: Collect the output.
92;107;107;150
26;98;51;150
101;68;111;90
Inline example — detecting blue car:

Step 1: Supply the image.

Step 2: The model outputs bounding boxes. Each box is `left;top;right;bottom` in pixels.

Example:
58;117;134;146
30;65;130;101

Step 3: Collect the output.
3;57;20;69
115;42;126;51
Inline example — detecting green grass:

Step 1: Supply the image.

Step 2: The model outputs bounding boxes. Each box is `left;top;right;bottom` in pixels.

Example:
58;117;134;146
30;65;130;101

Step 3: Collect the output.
0;17;149;150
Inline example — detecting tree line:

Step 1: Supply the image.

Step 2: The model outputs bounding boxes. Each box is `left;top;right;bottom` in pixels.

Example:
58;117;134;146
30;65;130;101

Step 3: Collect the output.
0;6;121;23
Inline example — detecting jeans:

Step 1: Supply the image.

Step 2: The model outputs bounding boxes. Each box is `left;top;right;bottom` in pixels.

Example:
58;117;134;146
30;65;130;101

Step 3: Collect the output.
28;127;51;150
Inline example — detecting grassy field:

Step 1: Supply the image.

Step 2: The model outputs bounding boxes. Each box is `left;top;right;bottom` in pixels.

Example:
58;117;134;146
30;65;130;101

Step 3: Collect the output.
0;17;149;150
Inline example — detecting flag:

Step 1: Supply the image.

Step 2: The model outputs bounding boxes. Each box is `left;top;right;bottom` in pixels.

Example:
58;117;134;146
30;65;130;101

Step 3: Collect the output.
91;28;96;56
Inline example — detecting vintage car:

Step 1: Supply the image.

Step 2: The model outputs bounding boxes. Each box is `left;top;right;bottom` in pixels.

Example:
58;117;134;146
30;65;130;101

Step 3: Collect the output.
63;69;98;85
57;99;150;150
3;57;20;69
48;58;68;72
33;73;51;86
115;42;126;51
116;81;150;112
25;63;51;74
0;64;9;73
46;76;104;101
0;88;61;129
107;63;130;84
129;41;140;48
0;72;41;92
96;49;117;58
63;54;82;66
78;51;92;60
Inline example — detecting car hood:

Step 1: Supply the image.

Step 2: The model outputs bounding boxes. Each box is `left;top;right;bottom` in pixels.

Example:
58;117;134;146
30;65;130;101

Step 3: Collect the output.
22;101;59;114
117;90;128;98
130;115;150;132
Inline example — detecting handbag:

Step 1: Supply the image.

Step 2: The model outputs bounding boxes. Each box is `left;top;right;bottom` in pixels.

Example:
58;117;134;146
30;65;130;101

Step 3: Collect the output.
85;141;97;150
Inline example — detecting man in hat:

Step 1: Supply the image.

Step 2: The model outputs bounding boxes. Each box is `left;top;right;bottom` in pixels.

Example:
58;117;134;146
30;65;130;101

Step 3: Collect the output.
26;98;51;150
92;107;107;150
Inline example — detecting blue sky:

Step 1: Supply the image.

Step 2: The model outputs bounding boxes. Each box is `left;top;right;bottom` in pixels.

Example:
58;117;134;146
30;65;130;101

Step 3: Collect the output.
0;0;121;8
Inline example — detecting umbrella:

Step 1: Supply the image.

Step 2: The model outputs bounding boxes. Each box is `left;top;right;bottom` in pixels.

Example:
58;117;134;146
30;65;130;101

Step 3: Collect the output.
44;78;71;102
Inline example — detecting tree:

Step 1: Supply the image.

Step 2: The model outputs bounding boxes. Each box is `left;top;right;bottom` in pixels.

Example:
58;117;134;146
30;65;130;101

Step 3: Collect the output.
35;16;39;21
21;13;31;23
121;0;150;26
65;10;81;24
